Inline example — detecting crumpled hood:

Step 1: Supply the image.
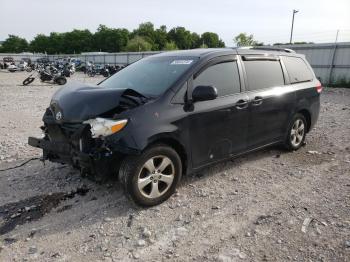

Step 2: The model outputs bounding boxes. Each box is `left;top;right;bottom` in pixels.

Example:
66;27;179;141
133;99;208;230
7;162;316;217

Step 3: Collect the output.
50;81;127;122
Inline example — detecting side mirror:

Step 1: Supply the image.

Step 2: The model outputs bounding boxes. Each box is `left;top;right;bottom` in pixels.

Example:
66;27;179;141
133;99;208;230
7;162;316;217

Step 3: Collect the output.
192;85;218;102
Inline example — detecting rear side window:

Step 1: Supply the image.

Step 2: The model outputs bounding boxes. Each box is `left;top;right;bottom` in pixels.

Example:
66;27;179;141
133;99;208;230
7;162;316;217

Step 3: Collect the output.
243;60;285;91
193;61;240;96
282;56;313;83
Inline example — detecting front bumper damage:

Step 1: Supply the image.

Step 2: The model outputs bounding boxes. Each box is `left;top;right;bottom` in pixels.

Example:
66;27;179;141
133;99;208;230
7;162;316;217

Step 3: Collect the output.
28;109;137;176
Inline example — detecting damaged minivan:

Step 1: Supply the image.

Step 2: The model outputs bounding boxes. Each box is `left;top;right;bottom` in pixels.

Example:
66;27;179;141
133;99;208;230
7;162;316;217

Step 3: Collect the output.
29;48;321;206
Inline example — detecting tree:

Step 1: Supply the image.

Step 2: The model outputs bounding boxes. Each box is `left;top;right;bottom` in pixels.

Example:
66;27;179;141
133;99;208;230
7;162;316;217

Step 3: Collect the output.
201;32;225;48
125;36;152;52
168;27;193;49
233;33;259;47
190;32;201;48
29;34;50;53
163;41;178;50
1;35;28;53
93;25;129;52
154;25;168;50
62;29;93;54
132;22;157;50
2;22;229;53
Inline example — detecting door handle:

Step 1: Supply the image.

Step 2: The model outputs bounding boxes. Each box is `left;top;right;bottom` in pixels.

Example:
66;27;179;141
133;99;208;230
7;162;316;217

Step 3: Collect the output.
252;96;263;106
235;99;249;109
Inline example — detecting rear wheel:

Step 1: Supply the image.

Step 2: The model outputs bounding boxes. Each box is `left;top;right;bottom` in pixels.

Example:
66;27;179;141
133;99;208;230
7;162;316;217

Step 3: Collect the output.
119;145;182;206
284;113;307;151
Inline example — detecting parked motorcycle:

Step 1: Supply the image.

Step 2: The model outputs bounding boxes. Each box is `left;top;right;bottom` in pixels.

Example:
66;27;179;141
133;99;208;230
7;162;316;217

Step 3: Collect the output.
22;65;67;86
86;63;96;77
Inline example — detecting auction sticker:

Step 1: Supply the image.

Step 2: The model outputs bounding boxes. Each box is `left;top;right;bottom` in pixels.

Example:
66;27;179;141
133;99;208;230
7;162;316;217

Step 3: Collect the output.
171;60;193;65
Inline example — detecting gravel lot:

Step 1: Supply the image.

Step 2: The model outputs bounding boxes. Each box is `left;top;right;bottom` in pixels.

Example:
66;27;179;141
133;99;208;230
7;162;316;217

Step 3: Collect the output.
0;71;349;261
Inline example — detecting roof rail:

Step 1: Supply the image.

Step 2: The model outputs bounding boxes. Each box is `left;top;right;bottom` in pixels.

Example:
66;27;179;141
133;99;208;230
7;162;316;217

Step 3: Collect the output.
237;46;296;53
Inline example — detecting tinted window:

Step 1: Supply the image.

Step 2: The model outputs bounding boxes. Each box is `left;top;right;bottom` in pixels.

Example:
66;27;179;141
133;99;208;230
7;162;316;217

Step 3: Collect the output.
100;56;198;97
244;60;285;91
193;61;240;96
282;56;313;83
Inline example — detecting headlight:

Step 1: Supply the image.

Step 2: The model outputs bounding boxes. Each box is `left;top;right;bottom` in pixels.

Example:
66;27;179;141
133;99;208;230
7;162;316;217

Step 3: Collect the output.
83;118;128;138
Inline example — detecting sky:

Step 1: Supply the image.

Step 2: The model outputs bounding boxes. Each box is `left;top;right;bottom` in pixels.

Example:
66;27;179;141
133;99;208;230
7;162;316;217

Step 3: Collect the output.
1;0;350;45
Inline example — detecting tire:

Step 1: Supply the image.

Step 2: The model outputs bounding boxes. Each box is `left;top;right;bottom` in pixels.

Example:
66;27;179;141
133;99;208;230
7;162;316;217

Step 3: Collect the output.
119;144;182;206
284;113;307;151
55;76;67;85
26;68;32;72
88;71;96;77
23;77;35;86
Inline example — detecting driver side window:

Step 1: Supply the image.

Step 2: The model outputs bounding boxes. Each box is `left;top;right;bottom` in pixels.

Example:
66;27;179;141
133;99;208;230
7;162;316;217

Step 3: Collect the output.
193;61;241;97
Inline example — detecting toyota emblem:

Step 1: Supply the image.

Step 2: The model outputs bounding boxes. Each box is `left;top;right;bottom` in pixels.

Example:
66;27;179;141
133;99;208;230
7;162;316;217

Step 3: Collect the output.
55;111;63;121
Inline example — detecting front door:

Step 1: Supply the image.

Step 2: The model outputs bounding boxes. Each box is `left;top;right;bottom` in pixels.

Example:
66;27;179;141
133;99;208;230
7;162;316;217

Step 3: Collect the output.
188;57;249;168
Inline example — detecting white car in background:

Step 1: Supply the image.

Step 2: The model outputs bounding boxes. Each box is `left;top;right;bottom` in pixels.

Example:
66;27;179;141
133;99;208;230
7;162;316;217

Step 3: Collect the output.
8;64;18;72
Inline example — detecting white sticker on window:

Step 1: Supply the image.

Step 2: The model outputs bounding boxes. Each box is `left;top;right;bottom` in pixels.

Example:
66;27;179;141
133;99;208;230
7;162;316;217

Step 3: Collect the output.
171;60;193;65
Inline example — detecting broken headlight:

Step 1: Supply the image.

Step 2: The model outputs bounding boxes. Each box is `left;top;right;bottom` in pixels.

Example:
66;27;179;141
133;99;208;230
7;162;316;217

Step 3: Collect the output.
83;118;128;138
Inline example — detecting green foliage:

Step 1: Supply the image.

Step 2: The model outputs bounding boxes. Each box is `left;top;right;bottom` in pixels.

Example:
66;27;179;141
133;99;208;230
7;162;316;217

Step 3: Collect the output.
62;29;93;53
154;25;168;50
125;36;152;52
233;33;258;47
93;25;129;53
1;35;28;53
201;32;225;48
29;34;49;53
163;41;178;50
168;27;194;49
1;22;230;54
190;33;201;49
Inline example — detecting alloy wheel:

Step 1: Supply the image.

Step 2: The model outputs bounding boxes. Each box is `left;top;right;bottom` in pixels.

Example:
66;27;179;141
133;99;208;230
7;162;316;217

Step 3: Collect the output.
137;155;175;199
290;119;305;147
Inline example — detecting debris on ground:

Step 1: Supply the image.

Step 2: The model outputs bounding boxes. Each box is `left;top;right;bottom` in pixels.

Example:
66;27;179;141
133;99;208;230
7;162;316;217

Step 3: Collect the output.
301;217;313;233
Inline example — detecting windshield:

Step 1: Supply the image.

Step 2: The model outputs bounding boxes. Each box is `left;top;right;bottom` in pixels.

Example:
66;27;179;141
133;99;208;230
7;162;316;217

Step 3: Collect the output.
99;56;198;97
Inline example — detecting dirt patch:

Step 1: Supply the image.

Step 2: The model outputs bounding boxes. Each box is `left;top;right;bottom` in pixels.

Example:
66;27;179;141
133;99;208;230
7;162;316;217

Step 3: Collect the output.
0;186;89;235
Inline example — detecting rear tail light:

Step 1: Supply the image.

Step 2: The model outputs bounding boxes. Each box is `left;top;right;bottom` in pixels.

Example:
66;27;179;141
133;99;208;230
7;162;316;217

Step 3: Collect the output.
316;81;323;93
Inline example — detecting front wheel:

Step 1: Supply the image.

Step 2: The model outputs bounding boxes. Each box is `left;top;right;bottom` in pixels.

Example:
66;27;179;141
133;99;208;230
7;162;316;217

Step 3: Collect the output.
284;113;307;151
23;77;35;85
119;145;182;206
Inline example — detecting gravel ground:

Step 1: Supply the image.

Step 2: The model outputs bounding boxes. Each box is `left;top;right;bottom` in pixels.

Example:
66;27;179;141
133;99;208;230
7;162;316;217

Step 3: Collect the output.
0;71;349;262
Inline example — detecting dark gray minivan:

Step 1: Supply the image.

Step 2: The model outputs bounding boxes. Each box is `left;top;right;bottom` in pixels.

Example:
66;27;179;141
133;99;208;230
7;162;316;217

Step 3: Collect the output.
29;47;321;206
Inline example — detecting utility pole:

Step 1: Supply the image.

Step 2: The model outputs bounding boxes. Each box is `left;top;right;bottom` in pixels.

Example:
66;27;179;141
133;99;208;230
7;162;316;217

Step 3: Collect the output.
289;9;299;44
328;30;339;85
